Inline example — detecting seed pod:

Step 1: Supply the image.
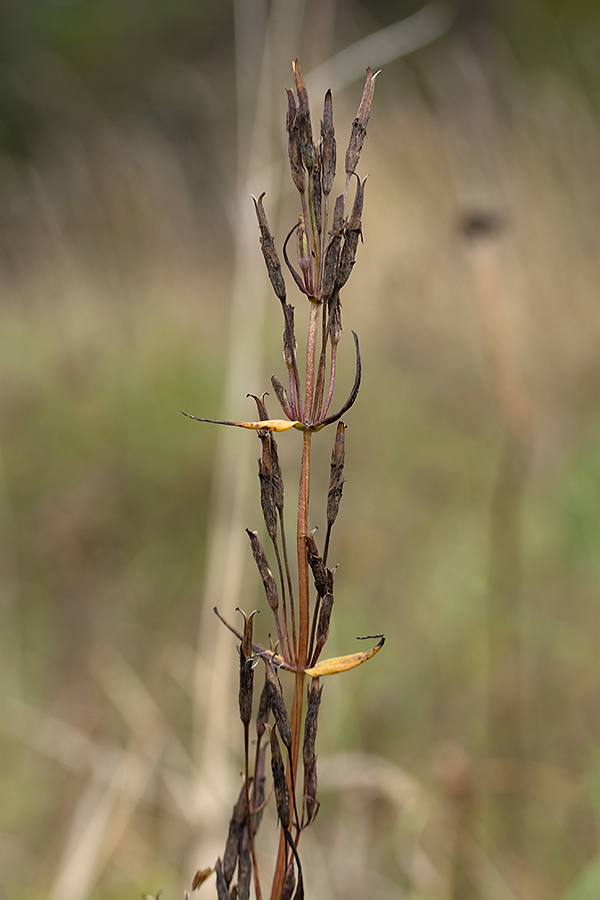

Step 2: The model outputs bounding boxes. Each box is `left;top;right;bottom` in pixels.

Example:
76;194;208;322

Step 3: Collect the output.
345;67;377;178
322;195;344;302
253;193;286;302
238;646;253;727
271;375;293;419
286;89;305;193
281;864;296;900
246;530;279;613
237;828;251;900
313;593;334;663
251;743;267;834
264;657;292;751
312;150;322;237
305;531;332;598
215;858;232;900
328;294;342;346
258;457;278;542
256;673;271;739
268;725;291;830
327;422;346;527
283;304;298;370
293;60;315;172
320;90;336;196
223;784;247;885
303;680;323;824
336;177;366;291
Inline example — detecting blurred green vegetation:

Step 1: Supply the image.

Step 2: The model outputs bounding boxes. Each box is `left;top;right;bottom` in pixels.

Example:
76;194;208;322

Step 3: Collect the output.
3;1;600;899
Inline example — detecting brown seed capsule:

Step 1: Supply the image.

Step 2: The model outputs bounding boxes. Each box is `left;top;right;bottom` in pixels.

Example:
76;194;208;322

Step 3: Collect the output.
312;150;322;237
246;530;279;613
327;422;346;527
256;672;271;739
345;67;377;178
286;89;305;193
302;679;322;824
336;177;366;291
223;784;247;885
293;60;315;172
271;374;293;419
258;457;278;542
313;592;334;663
322;195;344;302
320;90;336;196
281;864;296;900
268;725;291;830
264;657;293;751
215;858;232;900
237;828;251;900
305;531;332;598
253;193;286;302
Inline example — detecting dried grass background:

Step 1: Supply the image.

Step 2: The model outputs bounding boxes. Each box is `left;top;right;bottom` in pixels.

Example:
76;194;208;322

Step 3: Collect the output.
2;2;600;898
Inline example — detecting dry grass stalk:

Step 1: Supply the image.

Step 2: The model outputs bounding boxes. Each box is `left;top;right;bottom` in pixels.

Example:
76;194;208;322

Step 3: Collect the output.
183;60;384;900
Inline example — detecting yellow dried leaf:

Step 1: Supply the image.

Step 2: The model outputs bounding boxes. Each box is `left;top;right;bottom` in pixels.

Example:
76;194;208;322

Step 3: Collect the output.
304;635;385;677
192;867;214;890
235;419;302;431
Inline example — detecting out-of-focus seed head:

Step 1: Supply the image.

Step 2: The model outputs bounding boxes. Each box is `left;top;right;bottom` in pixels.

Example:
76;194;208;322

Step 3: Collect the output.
253;193;286;303
345;67;377;178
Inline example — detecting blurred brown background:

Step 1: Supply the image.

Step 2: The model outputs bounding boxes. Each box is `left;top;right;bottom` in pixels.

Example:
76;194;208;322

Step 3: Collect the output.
3;1;600;898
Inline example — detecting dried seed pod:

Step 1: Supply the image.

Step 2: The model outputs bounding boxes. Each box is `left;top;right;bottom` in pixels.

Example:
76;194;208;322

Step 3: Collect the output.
283;304;298;368
336;177;366;291
281;863;296;900
215;858;232;900
293;60;315;172
320;90;336;196
327;422;346;527
253;193;286;302
328;294;342;346
271;375;293;419
312;150;322;237
303;679;323;824
286;89;305;193
246;530;279;613
238;609;256;725
237;828;251;900
263;657;292;751
256;673;271;738
251;743;267;834
313;593;334;663
321;195;344;302
268;725;291;830
345;67;377;178
223;784;247;885
305;531;332;598
258;457;278;542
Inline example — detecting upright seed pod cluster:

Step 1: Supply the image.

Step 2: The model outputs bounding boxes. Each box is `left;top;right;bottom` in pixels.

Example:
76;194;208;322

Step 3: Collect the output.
185;61;383;900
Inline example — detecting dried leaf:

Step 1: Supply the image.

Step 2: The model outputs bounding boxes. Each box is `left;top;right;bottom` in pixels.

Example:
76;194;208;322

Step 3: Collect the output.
182;412;301;432
304;635;385;677
192;868;213;890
